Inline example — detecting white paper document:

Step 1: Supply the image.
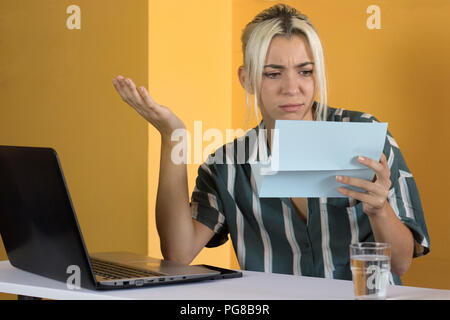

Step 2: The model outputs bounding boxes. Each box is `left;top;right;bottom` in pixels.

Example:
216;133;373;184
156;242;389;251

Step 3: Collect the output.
250;120;388;198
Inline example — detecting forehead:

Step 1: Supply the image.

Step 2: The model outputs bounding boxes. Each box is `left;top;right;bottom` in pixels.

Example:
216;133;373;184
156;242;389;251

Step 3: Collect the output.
265;34;313;65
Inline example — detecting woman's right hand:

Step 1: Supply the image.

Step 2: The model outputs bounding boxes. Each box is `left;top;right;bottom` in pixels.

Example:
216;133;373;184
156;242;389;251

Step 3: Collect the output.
112;75;186;138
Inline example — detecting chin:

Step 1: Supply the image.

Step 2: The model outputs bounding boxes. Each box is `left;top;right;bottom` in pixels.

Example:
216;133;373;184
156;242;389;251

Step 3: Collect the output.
279;113;307;121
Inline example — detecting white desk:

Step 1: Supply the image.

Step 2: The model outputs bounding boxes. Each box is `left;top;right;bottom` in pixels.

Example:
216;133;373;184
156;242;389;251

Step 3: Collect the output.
0;260;449;300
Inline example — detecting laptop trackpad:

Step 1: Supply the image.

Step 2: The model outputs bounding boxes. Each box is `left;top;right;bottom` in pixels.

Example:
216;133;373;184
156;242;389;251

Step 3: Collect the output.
132;260;219;276
90;251;220;276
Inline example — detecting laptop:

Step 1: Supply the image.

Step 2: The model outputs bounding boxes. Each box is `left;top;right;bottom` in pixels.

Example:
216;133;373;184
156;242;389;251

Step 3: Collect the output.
0;145;241;290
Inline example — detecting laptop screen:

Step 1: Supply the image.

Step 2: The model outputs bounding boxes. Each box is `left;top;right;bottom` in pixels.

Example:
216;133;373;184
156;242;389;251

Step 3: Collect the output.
0;146;97;290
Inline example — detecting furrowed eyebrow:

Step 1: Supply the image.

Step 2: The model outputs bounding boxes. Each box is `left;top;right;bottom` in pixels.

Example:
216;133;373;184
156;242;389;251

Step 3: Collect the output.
263;62;314;69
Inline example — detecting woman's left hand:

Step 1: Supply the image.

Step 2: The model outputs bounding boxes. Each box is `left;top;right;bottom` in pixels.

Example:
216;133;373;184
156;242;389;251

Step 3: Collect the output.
336;154;391;217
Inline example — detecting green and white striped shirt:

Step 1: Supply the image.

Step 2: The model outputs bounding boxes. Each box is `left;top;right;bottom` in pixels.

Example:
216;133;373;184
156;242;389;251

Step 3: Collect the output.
191;105;430;285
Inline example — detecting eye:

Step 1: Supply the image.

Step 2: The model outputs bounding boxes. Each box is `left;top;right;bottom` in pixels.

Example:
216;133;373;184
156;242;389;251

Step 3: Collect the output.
300;70;314;76
263;72;281;79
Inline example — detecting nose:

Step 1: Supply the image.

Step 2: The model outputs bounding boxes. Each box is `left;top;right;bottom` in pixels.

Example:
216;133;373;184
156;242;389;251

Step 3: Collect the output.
281;71;301;96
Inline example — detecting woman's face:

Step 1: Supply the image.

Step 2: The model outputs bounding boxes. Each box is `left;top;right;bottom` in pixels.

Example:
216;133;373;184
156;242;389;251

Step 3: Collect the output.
258;34;317;128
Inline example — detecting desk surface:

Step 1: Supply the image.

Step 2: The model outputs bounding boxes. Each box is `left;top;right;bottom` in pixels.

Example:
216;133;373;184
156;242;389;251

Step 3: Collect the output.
0;260;449;300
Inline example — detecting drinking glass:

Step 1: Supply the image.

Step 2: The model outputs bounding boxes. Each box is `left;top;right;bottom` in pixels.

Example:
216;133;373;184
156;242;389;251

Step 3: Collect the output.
350;242;391;300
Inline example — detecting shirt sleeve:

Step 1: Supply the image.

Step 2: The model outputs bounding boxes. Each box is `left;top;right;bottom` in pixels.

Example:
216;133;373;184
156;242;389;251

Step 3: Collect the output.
383;131;431;258
358;112;430;258
190;156;229;248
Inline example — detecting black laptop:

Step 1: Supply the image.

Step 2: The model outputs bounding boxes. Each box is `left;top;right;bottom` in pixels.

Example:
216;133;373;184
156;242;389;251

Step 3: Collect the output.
0;145;241;290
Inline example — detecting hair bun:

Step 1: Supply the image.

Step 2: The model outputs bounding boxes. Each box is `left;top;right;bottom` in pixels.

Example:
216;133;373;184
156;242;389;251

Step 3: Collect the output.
249;3;312;26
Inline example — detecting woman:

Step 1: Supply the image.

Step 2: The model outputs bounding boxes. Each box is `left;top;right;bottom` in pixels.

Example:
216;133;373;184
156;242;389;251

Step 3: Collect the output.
112;4;429;284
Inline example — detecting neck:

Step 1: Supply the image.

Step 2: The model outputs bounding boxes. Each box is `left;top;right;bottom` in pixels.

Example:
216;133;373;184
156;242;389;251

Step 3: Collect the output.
264;119;275;152
263;106;316;151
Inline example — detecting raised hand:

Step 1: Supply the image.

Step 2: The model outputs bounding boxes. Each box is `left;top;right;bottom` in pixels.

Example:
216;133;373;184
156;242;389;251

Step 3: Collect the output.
112;75;185;137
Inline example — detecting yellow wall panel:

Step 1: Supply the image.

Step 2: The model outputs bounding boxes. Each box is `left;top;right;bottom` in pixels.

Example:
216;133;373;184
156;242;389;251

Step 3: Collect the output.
0;0;149;299
147;0;234;267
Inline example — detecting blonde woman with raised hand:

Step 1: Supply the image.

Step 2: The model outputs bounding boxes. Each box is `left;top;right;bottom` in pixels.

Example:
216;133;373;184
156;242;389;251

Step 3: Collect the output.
112;4;429;285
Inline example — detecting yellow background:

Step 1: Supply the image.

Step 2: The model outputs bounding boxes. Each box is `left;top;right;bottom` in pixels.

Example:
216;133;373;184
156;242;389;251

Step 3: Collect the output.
0;0;149;299
1;0;449;299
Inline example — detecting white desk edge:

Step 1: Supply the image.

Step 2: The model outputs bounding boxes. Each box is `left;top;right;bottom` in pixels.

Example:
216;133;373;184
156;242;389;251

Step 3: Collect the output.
1;260;449;300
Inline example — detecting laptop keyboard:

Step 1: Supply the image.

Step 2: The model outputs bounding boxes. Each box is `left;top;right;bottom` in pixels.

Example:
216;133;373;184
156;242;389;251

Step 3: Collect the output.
90;258;159;280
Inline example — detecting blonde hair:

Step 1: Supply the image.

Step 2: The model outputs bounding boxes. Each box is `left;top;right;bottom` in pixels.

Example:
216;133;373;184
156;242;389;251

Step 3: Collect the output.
241;4;328;124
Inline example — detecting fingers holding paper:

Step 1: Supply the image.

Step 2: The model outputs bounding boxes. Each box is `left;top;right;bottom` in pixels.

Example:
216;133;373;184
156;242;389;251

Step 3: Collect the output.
336;154;392;217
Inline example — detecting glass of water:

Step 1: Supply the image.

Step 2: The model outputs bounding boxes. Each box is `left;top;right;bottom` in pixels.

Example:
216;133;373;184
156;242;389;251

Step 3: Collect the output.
350;242;391;300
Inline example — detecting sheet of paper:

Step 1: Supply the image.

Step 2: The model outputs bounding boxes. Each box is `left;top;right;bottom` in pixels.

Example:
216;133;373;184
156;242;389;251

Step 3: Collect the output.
251;120;388;198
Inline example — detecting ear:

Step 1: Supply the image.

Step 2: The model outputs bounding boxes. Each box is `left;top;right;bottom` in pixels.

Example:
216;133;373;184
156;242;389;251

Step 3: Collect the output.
238;66;254;95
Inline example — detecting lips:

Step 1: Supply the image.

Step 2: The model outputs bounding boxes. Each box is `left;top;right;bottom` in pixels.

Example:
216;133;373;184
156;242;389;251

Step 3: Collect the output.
279;103;304;112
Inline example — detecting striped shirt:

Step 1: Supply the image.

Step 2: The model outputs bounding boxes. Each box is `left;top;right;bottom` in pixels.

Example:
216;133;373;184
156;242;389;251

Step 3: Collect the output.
190;105;430;285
